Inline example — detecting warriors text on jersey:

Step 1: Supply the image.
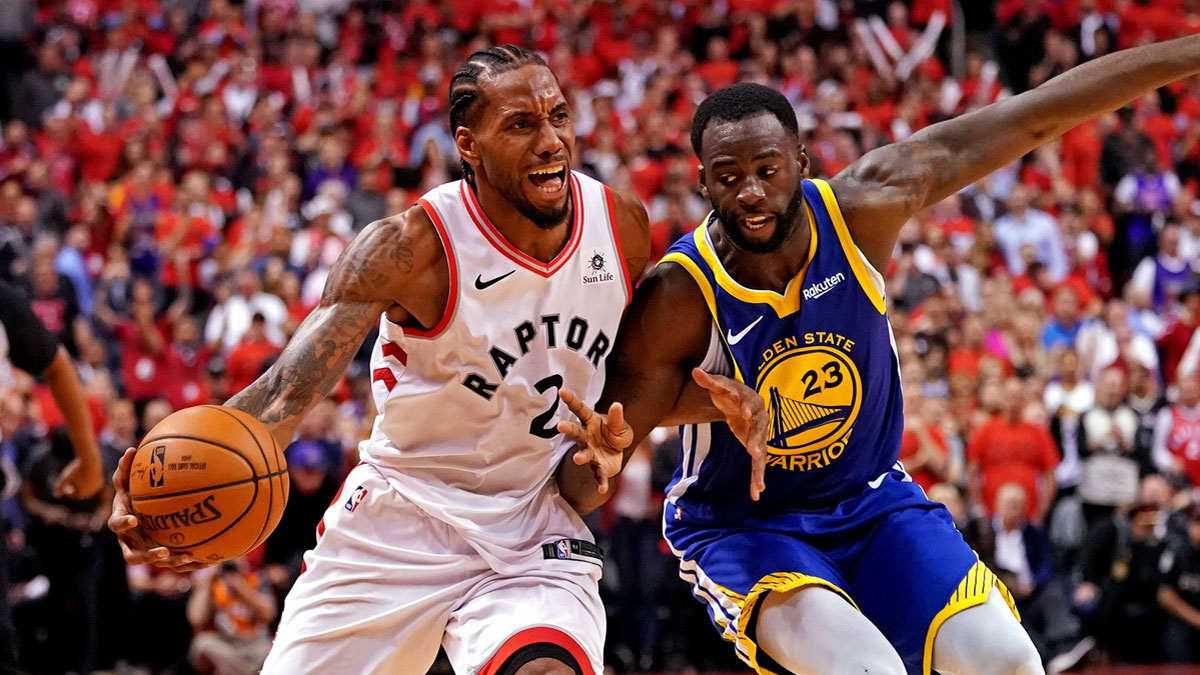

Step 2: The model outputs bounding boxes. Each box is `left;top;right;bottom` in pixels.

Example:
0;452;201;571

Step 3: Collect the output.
358;171;631;572
661;178;902;521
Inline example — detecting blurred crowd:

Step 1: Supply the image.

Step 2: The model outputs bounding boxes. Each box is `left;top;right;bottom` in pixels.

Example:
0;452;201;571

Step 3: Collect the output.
1;0;1200;673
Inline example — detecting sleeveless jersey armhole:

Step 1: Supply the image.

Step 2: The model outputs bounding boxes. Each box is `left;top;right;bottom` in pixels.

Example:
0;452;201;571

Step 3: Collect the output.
408;198;458;339
807;179;887;314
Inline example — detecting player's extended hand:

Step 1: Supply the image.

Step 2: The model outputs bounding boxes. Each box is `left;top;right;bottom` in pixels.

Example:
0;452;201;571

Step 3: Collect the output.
107;448;209;572
691;368;768;501
556;389;634;495
54;456;104;499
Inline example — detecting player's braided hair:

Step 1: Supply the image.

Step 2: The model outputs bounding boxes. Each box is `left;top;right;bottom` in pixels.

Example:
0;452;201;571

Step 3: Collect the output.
448;45;549;187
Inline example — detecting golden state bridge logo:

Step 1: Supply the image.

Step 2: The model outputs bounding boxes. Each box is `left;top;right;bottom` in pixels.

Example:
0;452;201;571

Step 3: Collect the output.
755;331;862;472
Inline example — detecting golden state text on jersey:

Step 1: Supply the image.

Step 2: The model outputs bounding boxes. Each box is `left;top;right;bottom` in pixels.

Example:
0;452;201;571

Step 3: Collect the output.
661;178;903;521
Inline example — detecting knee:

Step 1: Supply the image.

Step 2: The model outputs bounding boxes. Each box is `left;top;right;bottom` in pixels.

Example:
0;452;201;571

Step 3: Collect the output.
843;653;906;675
969;635;1044;675
511;657;577;675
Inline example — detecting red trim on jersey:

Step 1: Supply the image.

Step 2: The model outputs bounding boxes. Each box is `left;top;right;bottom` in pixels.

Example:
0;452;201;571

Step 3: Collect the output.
372;367;397;391
478;627;592;675
380;340;408;366
410;199;458;339
459;175;584;278
603;185;633;302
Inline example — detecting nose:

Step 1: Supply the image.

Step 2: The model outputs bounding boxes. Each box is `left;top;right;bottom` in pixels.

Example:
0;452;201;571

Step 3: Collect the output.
737;176;765;209
533;118;563;158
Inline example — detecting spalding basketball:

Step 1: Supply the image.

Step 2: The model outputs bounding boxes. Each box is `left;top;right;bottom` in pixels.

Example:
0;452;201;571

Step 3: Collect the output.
128;405;289;564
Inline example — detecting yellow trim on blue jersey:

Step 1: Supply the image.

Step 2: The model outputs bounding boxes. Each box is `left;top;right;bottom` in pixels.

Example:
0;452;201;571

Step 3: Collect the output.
692;210;818;319
658;251;747;384
809;178;887;315
733;571;860;675
921;560;1020;675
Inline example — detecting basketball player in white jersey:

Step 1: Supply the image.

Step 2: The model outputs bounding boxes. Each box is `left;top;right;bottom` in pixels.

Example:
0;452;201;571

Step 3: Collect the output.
107;46;764;675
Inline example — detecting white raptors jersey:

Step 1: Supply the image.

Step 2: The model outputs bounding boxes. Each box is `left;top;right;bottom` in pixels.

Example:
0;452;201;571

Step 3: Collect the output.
358;171;631;573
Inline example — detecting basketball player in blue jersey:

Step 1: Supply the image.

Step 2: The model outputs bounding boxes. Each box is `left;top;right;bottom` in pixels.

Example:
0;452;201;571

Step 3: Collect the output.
557;34;1200;675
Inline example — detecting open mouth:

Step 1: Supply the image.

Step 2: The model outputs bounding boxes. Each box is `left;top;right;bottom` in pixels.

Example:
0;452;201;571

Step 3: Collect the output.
528;163;568;194
740;214;775;231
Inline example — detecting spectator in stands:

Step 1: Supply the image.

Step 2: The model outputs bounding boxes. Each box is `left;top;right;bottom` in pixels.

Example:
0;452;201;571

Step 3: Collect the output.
187;559;276;675
968;378;1059;522
1041;286;1084;352
204;270;287;353
264;441;338;590
1079;368;1142;530
1130;222;1198;313
18;427;113;674
1157;503;1200;662
225;313;279;394
1114;144;1181;266
992;184;1070;282
1159;286;1200;386
1075;502;1167;663
1154;373;1200;486
982;482;1085;669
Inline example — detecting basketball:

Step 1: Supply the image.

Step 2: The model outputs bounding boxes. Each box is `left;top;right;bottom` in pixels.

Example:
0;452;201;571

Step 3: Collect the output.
127;405;289;564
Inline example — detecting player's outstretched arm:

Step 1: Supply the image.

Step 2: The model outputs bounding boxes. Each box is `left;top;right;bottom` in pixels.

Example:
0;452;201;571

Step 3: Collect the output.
832;33;1200;271
109;206;448;569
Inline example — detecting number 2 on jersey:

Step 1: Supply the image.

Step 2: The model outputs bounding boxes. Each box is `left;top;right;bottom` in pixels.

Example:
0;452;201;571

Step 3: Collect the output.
529;374;564;439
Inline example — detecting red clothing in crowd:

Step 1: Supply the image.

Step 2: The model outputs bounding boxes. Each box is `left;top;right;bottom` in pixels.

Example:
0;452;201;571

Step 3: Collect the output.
1158;320;1198;384
967;416;1059;519
226;336;280;394
115;318;169;403
898;424;949;492
164;342;212;411
1165;404;1200;487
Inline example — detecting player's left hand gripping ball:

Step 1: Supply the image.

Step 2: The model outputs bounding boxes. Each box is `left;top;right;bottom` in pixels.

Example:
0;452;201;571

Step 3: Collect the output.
557;389;633;494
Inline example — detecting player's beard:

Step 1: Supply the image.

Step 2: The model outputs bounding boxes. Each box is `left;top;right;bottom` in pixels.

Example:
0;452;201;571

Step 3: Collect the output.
498;180;573;230
712;181;805;254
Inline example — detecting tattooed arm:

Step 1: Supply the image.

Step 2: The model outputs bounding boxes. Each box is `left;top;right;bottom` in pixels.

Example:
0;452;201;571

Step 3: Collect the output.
229;207;447;447
831;33;1200;272
108;205;450;569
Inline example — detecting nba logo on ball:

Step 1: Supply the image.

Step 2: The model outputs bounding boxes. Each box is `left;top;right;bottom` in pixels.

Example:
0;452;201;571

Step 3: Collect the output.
344;485;368;513
556;540;570;559
149;446;166;488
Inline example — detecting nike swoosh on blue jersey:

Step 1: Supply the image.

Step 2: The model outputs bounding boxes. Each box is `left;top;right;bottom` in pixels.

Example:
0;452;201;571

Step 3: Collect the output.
726;315;763;345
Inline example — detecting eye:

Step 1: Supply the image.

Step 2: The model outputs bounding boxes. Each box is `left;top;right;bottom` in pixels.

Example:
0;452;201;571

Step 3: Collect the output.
509;120;528;130
719;174;737;185
554;110;569;124
761;166;778;177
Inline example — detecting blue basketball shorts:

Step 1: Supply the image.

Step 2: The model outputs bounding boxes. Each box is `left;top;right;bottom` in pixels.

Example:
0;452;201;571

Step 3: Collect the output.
662;469;1018;675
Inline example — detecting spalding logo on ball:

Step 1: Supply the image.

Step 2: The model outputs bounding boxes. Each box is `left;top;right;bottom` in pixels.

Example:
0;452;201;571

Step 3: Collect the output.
128;405;289;563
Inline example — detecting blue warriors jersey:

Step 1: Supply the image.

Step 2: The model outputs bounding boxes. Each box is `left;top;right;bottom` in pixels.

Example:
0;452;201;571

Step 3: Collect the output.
661;178;903;521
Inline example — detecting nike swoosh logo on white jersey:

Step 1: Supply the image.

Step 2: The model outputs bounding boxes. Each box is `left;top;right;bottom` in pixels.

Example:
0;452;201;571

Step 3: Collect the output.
726;315;763;345
474;270;515;290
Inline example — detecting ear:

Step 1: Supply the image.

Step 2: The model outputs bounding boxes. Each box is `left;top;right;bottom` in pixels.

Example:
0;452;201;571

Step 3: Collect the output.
797;144;810;178
697;165;709;200
455;127;479;173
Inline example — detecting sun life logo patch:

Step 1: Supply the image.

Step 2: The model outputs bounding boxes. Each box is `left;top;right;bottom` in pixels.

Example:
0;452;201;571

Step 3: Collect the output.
582;248;614;285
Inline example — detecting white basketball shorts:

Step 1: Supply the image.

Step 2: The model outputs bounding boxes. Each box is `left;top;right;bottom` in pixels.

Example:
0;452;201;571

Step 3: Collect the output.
261;463;605;675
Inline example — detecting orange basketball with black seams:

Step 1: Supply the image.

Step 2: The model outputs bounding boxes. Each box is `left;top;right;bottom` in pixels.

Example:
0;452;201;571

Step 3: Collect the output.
128;405;289;564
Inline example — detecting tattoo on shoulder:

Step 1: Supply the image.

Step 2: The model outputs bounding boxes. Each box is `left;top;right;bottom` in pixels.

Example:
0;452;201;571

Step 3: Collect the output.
328;222;417;299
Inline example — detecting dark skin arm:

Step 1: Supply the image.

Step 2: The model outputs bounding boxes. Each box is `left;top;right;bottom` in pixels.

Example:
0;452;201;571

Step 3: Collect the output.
556;262;768;514
832;33;1200;272
42;346;104;498
109;206;451;570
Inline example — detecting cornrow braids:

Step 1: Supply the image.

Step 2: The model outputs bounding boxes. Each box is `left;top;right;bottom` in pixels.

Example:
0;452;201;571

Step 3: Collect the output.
448;44;548;186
